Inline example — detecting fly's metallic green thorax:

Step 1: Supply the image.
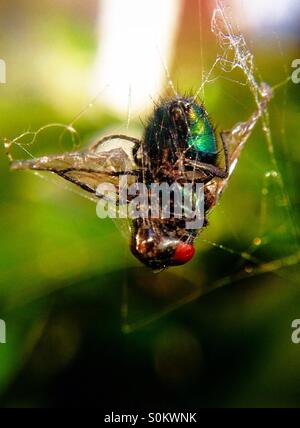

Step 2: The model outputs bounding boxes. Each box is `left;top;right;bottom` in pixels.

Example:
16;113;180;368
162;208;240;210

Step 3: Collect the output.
143;97;218;175
186;103;218;162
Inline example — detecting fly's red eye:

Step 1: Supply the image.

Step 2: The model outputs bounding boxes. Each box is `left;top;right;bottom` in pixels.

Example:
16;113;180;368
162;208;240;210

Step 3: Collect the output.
173;242;195;265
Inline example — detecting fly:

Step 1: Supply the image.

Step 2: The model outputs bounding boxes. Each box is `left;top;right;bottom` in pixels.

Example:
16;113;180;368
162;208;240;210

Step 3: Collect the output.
8;86;272;270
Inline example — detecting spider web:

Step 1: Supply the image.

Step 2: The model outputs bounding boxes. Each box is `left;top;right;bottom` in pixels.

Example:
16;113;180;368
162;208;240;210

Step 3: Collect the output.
4;0;299;332
121;0;299;332
199;1;298;280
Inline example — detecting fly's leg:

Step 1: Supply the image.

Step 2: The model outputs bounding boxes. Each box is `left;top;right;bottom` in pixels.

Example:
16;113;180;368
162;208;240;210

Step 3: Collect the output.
184;127;231;182
89;134;141;152
184;159;228;181
220;131;229;176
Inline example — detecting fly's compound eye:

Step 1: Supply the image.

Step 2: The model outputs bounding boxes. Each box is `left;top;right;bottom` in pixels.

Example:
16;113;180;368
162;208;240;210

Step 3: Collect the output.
172;242;195;265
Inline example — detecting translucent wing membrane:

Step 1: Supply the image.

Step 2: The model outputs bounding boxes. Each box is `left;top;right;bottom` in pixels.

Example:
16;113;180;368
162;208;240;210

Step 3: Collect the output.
10;136;140;196
208;82;273;205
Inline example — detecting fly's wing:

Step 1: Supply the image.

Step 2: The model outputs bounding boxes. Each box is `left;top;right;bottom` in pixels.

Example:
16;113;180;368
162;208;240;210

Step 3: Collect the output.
210;83;272;204
10;137;140;199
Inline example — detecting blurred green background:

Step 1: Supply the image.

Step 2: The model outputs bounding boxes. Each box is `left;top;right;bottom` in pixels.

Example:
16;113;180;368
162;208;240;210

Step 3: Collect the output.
0;0;300;408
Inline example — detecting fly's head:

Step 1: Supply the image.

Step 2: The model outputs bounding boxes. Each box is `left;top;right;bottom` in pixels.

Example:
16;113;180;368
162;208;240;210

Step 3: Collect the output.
130;218;196;271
